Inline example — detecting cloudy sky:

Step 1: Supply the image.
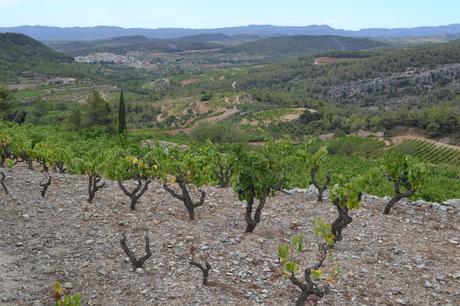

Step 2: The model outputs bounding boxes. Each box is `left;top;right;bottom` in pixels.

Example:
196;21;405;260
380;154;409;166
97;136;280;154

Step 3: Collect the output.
0;0;459;29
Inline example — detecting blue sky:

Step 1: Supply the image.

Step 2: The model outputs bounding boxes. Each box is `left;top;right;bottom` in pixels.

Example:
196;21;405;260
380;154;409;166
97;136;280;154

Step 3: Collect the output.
0;0;459;29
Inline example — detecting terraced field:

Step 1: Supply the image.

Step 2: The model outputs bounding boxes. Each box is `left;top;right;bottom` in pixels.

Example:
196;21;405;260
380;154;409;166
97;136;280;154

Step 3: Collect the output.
392;138;460;166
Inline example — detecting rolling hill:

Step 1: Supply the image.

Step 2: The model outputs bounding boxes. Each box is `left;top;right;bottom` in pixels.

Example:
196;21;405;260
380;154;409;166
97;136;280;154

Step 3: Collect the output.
46;35;221;56
0;32;73;64
172;33;260;45
239;39;460;105
0;33;74;80
224;35;388;58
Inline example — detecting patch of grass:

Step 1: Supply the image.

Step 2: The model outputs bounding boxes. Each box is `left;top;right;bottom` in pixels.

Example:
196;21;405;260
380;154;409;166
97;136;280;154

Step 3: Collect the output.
12;88;45;99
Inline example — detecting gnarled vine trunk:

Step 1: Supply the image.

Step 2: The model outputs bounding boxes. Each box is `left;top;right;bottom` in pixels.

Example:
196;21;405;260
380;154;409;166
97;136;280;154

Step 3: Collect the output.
19;153;33;171
120;233;152;269
40;176;52;198
163;179;206;220
0;155;7;168
290;243;330;305
36;157;48;173
118;178;151;210
331;200;352;243
217;163;233;188
311;166;331;203
0;172;8;194
190;259;211;286
384;181;415;215
244;196;266;233
88;174;105;204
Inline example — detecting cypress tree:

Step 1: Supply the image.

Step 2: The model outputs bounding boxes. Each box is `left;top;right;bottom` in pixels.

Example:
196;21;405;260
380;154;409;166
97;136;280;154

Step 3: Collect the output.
118;91;127;135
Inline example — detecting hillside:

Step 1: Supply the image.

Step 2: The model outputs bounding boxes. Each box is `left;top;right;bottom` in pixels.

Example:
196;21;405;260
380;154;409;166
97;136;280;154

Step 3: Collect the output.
225;35;387;58
46;36;220;57
0;33;74;80
47;35;386;58
171;33;260;46
3;24;460;40
0;167;458;305
227;39;460;138
240;39;460;105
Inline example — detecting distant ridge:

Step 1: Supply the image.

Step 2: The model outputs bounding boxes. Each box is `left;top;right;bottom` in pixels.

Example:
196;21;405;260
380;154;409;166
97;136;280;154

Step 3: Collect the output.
45;35;222;56
225;35;387;58
1;24;460;41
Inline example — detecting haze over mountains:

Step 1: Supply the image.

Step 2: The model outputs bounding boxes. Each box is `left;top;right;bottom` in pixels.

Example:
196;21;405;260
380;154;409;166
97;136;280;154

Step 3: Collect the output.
2;24;460;41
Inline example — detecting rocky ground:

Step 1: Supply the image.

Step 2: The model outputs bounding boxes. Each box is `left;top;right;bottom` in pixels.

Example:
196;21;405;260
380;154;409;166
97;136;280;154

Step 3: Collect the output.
0;167;459;306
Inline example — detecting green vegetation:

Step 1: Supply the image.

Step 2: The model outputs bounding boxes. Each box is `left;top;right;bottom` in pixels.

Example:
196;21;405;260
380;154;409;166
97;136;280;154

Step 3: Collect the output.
236;40;460;137
159;142;219;220
1;32;460;208
308;147;331;202
118;91;127;134
329;175;365;242
277;231;335;305
232;140;296;232
310;136;385;158
2;24;460;306
226;35;387;59
3;121;458;203
392;139;460;166
190;122;249;143
377;152;427;214
1;120;459;304
2;33;460;143
0;85;11;118
86;91;113;131
0;33;74;80
53;281;81;306
47;35;219;57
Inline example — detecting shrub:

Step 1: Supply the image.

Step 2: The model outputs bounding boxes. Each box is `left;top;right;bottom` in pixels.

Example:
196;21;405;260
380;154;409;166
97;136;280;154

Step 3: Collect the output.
277;221;337;305
378;152;427;214
191;122;248;144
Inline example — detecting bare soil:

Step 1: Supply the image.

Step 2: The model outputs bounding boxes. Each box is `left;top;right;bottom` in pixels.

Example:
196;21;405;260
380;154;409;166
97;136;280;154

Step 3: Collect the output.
0;168;459;306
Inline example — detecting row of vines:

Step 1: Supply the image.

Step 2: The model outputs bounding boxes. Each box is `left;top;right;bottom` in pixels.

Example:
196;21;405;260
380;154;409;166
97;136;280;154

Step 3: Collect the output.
0;121;451;305
392;138;460;166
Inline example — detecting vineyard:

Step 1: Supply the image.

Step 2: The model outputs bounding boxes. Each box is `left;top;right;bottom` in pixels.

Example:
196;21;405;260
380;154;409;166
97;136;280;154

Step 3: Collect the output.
392;138;460;166
2;122;460;203
0;121;460;305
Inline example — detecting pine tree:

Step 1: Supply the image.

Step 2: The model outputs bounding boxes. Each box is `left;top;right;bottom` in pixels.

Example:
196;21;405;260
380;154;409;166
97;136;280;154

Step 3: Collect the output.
86;91;112;131
118;91;127;135
68;108;82;131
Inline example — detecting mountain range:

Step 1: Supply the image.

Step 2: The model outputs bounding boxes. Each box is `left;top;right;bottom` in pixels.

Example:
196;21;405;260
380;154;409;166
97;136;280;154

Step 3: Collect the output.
1;24;460;41
44;33;386;58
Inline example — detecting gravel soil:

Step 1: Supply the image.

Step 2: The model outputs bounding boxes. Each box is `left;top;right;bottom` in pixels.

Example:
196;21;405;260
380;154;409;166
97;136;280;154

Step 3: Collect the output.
0;167;459;306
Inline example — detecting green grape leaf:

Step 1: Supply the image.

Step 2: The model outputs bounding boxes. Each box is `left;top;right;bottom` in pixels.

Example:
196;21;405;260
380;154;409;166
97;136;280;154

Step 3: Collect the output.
277;244;290;261
311;268;324;280
285;261;299;274
292;234;304;254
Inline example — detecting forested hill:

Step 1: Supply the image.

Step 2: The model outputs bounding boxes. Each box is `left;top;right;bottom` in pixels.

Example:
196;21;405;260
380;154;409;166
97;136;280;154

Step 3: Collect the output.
225;35;387;59
0;33;73;63
46;35;220;57
0;33;74;80
239;39;460;106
